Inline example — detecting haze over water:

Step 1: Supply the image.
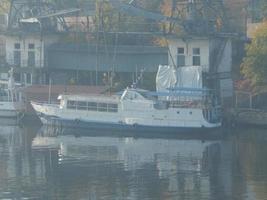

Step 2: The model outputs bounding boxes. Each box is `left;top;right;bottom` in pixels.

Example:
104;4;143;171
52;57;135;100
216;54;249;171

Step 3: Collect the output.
0;121;267;200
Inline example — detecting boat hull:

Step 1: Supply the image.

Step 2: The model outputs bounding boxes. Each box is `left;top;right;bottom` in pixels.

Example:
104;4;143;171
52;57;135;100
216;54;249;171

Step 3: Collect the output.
0;102;25;118
38;114;220;135
0;109;19;118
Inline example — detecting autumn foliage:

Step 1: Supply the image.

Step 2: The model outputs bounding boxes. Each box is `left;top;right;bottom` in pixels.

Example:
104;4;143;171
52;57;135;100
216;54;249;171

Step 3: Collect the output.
241;21;267;87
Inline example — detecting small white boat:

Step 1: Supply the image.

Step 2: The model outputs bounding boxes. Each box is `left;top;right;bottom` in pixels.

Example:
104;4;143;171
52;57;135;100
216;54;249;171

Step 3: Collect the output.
0;68;26;118
31;86;221;133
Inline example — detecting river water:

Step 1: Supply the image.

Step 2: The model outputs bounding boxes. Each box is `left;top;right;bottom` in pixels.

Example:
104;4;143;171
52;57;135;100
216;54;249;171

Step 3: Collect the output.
0;120;267;200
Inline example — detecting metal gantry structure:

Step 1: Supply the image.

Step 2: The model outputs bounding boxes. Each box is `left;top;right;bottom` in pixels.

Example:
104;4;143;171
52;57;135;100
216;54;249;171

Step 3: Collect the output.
7;0;230;35
7;0;95;32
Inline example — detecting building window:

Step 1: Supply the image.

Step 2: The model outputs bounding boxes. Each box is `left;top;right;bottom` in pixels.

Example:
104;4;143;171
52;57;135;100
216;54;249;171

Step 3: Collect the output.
192;48;201;66
14;43;20;49
0;39;5;57
28;51;35;67
14;43;21;67
177;47;185;67
14;51;21;67
25;73;32;85
14;73;21;82
28;43;35;49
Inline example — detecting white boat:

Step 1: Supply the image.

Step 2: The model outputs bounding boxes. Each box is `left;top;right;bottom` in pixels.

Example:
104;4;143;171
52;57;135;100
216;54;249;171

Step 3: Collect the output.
31;86;221;133
0;68;26;118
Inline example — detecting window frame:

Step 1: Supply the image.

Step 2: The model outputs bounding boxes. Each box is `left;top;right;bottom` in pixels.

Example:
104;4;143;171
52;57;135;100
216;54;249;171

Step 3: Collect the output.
14;43;20;49
177;47;185;67
88;102;97;111
97;102;108;112
67;100;77;109
108;103;118;112
192;47;201;66
28;43;35;49
28;51;35;67
76;101;87;110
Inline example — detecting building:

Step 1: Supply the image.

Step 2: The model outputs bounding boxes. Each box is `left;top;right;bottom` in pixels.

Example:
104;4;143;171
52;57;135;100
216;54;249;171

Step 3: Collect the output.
0;0;95;85
0;0;236;99
167;36;233;100
2;33;59;85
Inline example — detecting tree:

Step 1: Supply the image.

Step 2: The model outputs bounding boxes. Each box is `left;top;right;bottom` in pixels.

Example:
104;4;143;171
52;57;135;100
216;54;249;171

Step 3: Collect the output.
93;0;163;45
0;0;10;14
262;0;267;19
241;21;267;87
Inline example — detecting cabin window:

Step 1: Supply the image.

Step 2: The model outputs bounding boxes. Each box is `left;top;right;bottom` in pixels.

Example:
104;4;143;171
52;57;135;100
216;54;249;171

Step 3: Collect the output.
98;103;107;112
66;100;117;112
192;48;201;66
88;102;97;111
77;101;87;110
108;104;118;112
177;47;185;67
67;100;76;109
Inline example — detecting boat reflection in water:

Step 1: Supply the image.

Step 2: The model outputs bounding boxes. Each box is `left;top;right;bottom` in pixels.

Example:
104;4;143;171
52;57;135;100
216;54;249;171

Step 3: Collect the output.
31;125;228;200
2;123;267;200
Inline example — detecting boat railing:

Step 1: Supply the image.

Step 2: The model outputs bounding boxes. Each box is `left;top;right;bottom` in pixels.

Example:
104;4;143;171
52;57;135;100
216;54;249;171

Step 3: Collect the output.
148;87;215;99
0;89;22;102
203;106;222;123
153;99;219;110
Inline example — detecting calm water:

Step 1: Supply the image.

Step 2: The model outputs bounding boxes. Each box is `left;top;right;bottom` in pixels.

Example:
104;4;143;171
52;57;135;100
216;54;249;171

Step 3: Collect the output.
0;120;267;200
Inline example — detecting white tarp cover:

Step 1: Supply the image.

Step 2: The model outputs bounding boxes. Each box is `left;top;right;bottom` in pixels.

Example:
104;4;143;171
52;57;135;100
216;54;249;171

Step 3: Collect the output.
156;65;177;92
156;65;202;92
156;65;203;101
176;66;202;89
